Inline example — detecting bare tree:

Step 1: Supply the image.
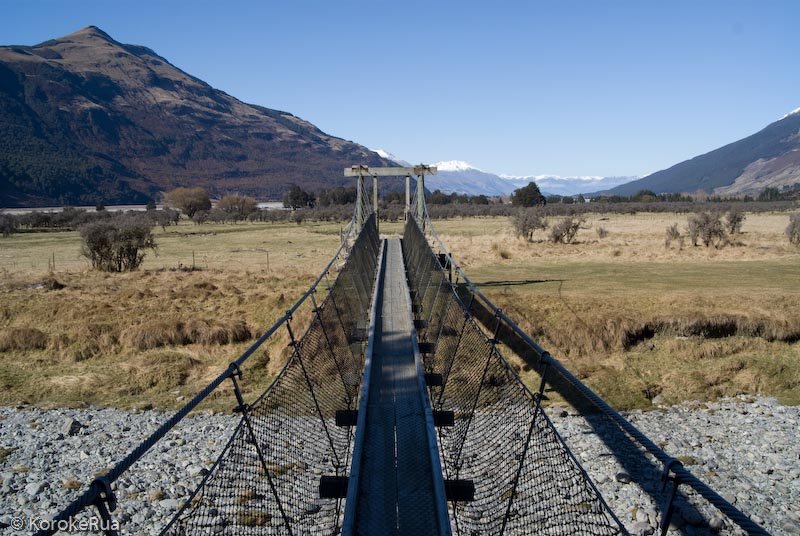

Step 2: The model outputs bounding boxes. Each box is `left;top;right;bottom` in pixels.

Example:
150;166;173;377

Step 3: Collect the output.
687;212;727;248
163;187;211;217
217;194;258;221
725;208;746;234
512;209;547;241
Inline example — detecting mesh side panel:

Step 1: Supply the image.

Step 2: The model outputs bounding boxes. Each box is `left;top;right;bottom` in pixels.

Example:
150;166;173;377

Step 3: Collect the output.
162;215;380;535
402;217;624;536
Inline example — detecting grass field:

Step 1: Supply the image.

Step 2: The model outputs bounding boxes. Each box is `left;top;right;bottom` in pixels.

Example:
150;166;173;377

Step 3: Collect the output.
0;211;798;410
415;212;800;408
0;220;344;409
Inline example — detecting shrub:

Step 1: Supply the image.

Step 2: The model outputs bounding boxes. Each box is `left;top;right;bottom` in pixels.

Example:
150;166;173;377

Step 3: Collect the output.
725;208;746;234
787;214;800;246
146;208;180;230
512;209;547;241
205;208;228;223
596;226;609;239
549;217;585;244
80;215;157;272
0;214;17;237
687;212;726;248
163;187;211;217
491;243;511;259
191;210;208;225
217;195;258;221
665;223;684;249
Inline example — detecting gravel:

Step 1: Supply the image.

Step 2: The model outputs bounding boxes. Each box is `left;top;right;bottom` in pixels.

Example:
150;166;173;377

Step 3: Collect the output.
550;395;800;536
0;407;232;535
0;395;797;535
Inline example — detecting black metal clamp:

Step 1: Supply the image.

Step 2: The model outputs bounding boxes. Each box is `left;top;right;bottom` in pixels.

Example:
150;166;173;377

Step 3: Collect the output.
488;308;502;345
659;458;684;536
227;362;249;414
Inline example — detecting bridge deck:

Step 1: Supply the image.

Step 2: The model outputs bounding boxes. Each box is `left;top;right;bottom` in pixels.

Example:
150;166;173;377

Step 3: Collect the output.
346;238;449;536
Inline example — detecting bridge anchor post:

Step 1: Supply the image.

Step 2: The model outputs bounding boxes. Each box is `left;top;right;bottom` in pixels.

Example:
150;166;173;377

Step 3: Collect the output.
659;458;684;536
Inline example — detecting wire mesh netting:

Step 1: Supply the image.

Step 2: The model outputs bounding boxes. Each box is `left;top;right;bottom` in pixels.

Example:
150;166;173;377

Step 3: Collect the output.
402;215;625;536
161;214;379;536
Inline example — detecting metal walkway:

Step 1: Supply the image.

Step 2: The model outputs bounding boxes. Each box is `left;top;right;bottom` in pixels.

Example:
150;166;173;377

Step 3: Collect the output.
343;238;450;536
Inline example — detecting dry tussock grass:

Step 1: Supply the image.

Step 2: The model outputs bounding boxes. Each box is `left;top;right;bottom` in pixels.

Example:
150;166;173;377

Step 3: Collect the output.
122;318;251;350
527;313;800;358
444;212;800;409
0;327;48;352
126;351;204;393
0;265;317;408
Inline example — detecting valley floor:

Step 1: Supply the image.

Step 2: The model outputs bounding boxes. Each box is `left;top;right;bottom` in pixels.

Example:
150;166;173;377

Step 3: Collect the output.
0;212;798;410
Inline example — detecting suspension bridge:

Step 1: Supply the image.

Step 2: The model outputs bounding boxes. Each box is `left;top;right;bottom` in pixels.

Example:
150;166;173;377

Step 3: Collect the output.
34;166;769;535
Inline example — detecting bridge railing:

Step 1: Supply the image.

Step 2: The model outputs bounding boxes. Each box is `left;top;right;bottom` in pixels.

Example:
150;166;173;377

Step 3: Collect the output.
403;215;626;536
36;213;380;536
411;208;769;536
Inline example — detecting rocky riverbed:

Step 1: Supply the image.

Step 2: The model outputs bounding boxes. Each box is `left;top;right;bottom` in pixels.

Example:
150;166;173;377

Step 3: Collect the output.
0;396;797;535
550;395;800;536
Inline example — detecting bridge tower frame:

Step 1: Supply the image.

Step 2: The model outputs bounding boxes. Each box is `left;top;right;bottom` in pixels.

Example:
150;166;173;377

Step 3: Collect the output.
345;164;437;233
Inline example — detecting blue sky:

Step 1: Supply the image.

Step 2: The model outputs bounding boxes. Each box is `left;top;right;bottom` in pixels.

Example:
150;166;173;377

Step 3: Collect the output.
2;0;798;177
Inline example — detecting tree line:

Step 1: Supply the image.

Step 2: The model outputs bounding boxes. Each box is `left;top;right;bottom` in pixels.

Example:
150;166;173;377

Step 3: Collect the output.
1;182;797;274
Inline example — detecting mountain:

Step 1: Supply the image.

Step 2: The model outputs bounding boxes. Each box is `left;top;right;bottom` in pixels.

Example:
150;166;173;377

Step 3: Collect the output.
426;161;526;195
503;174;638;197
599;109;800;197
373;149;410;166
0;26;393;207
425;160;637;196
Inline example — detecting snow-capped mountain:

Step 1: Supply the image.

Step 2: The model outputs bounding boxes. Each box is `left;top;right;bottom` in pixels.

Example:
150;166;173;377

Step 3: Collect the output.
373;149;411;166
365;152;637;196
427;161;636;196
436;160;483;172
506;175;639;196
424;161;524;195
781;106;800;120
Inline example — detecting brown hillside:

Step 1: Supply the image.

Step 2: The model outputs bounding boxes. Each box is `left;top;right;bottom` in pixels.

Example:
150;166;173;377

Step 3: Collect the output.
0;26;393;206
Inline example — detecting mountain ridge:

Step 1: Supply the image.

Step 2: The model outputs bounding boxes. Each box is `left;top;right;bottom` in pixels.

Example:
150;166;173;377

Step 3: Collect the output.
598;111;800;196
0;26;393;207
